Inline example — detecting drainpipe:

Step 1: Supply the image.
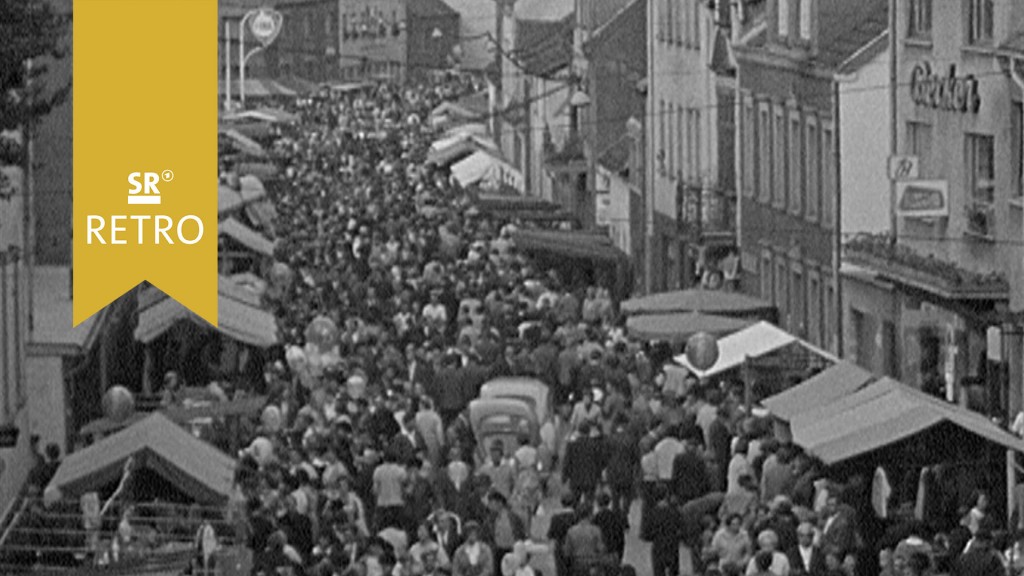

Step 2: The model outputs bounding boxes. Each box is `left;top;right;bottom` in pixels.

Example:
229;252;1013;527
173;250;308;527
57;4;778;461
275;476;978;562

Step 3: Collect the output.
1008;58;1024;528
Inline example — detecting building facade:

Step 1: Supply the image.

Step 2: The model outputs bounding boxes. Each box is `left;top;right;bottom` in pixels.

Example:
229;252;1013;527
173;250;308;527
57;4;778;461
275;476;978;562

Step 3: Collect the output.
842;0;1024;416
582;0;646;274
644;0;736;294
733;0;886;350
275;0;341;82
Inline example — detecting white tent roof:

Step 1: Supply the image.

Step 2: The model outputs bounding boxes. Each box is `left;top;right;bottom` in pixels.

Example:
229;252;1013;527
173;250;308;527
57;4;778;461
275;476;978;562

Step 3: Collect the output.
673;321;835;378
451;151;525;192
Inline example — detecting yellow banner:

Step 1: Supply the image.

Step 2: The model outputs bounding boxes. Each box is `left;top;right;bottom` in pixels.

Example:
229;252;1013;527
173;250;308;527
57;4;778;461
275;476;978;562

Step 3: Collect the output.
73;0;217;326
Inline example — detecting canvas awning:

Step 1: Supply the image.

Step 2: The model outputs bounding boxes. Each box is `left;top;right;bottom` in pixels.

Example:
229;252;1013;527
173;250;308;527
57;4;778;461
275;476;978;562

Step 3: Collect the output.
218;128;266;158
163;395;267;423
621;288;776;317
238;174;267;203
223;107;299;124
135;290;278;347
48;413;236;504
673;321;836;379
219;184;245;215
510;229;629;264
220;217;275;257
451;150;525;192
473;193;563;214
790;378;1024;464
761;361;875;421
427;133;499;167
626;312;752;343
235;161;279;179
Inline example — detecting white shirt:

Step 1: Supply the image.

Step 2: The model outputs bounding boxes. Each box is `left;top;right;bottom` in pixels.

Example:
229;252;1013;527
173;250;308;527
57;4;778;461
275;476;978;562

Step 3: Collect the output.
798;545;813;571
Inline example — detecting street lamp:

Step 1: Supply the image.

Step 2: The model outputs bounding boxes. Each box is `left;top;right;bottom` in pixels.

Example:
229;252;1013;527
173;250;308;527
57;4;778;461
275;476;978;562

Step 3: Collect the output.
238;8;283;108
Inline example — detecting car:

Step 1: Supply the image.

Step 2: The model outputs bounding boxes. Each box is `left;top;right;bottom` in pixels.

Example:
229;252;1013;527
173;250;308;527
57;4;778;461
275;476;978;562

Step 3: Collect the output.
479;377;552;426
468;398;539;463
476;378;562;472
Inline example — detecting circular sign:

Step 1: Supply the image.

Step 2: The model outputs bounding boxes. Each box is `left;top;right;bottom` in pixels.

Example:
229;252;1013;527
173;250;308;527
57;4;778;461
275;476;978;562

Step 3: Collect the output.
249;9;283;48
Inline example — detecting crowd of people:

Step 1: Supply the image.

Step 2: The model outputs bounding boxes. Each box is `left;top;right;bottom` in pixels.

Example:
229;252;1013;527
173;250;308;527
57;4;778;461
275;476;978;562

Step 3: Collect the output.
78;73;1010;576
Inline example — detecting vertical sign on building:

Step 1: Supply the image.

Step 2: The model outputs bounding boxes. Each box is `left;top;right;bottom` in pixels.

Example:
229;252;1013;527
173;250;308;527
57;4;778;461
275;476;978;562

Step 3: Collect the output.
73;0;217;326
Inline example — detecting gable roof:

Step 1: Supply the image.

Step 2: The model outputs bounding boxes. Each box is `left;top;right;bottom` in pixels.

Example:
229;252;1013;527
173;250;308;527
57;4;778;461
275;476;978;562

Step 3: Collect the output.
816;0;888;69
515;14;575;78
836;30;888;74
47;413;237;503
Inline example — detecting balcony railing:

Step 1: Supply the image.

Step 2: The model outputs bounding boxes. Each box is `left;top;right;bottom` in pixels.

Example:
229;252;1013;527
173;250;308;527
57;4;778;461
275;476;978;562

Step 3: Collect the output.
845;232;1008;300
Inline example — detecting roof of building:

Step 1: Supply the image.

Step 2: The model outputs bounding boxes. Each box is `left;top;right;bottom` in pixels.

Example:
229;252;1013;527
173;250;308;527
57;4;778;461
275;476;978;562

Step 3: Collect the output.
836;30;888;74
815;0;888;69
597;133;632;174
582;0;646;69
583;0;644;52
408;0;459;18
515;14;575;78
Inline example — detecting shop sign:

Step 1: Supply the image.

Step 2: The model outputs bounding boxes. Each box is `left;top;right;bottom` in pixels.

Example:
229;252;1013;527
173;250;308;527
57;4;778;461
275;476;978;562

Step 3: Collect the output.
896;180;948;218
909;62;981;113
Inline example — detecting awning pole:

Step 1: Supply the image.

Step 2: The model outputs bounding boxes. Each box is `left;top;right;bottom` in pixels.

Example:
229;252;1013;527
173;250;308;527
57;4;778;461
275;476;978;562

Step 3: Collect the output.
1009;449;1017;530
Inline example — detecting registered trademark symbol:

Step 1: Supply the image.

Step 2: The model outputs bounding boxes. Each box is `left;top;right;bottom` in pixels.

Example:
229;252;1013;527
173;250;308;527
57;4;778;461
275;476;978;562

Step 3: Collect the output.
161;170;174;182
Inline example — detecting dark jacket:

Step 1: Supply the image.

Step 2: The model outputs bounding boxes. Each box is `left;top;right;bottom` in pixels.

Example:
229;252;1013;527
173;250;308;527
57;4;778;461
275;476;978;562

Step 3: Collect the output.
604;433;639;489
563;436;607;492
593;508;628;557
951;546;1006;576
786;545;827;576
671;450;711;505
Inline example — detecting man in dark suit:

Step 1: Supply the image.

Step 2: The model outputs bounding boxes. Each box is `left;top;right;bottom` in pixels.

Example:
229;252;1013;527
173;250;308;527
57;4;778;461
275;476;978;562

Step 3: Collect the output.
951;527;1006;576
787;521;826;576
820;494;858;558
548;494;580;576
388;411;427;466
593;493;628;563
647;484;682;576
671;436;711;506
562;422;607;503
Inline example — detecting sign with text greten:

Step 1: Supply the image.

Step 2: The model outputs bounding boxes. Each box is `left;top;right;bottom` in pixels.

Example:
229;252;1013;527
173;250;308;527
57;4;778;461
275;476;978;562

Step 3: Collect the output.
73;0;217;326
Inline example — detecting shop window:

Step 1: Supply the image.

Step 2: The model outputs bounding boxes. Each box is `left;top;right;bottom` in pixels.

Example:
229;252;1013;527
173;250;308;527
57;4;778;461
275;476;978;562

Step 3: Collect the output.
809;273;821;346
967;0;993;45
775;259;788;327
966;133;995;237
906;121;932;175
761;251;774;301
791;266;805;337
